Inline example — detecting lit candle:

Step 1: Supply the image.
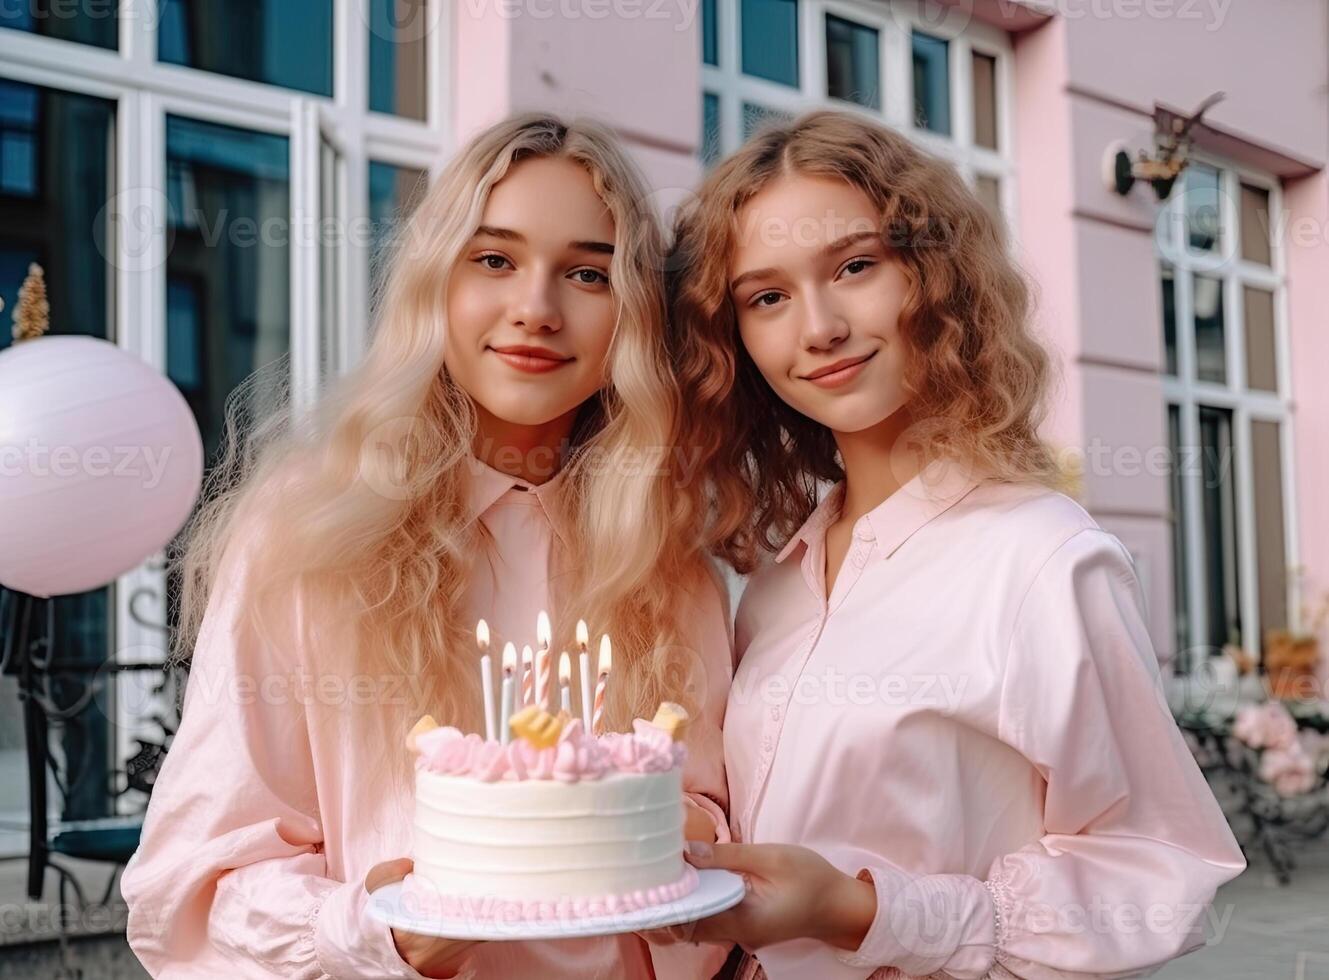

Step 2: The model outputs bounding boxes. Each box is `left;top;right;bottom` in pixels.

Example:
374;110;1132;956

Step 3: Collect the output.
477;619;495;742
592;634;612;735
500;642;517;745
559;651;572;715
536;610;553;711
520;644;534;707
576;619;592;731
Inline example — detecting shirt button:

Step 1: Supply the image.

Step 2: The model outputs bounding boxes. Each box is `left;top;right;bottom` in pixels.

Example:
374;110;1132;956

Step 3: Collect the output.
770;706;780;721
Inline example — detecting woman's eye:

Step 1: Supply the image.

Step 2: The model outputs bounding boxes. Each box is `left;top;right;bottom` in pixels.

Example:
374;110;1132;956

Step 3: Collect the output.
841;258;875;277
570;268;610;286
477;253;511;271
751;291;783;308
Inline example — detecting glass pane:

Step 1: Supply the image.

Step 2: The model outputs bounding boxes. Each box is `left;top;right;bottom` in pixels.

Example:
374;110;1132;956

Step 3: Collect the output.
741;0;798;88
701;92;721;168
1185;162;1221;252
971;51;998;150
1240;182;1271;266
159;0;333;97
1193;273;1225;384
0;0;118;49
0;80;117;834
1167;405;1191;664
368;160;427;303
0;80;114;352
911;30;950;135
1160;264;1177;376
702;0;717;66
975;175;1001;227
369;0;427;120
166;115;291;465
742;102;793;140
1251;420;1287;643
1199;406;1241;649
320;136;341;381
1243;286;1277;392
825;14;879;110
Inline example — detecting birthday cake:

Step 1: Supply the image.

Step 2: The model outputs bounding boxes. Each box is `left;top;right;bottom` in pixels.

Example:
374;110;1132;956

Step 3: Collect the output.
400;702;699;922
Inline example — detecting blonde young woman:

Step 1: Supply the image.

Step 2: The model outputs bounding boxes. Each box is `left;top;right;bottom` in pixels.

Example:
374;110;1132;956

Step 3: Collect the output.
654;111;1246;979
120;115;733;980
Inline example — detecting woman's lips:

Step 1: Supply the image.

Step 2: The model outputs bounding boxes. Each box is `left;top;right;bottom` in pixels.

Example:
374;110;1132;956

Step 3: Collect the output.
802;351;876;389
488;346;573;374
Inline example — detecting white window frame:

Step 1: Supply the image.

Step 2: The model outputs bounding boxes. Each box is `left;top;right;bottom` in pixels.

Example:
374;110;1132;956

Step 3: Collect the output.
700;0;1018;239
0;0;448;824
1157;154;1299;673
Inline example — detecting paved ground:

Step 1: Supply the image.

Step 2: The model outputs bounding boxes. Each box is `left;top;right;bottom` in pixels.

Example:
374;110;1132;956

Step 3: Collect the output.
0;843;1327;977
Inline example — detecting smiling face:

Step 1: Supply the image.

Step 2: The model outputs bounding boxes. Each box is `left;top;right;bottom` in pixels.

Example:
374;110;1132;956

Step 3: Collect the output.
729;174;912;435
444;155;618;433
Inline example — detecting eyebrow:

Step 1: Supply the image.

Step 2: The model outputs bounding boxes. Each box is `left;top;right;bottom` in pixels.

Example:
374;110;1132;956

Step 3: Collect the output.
728;229;882;293
474;225;615;256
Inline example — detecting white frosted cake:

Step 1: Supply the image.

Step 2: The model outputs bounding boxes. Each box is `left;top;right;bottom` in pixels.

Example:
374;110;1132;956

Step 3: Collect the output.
400;706;699;922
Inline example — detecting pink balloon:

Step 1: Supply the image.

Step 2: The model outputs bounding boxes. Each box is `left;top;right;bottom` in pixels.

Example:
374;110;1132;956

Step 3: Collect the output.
0;336;204;597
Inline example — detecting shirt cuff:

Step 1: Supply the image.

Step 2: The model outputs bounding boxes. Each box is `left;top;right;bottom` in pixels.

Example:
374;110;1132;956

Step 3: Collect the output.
314;872;475;979
834;865;997;979
684;792;732;844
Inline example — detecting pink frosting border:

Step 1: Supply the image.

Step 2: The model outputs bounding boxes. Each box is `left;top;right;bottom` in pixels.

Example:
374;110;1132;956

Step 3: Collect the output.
397;864;700;923
413;718;686;783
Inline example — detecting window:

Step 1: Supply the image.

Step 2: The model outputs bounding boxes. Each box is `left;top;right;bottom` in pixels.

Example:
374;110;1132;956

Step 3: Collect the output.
1;0;446;845
368;160;428;299
158;0;334;96
1159;160;1290;673
0;77;117;857
0;0;118;49
699;0;1015;240
369;0;428;119
825;14;879;110
911;30;949;135
741;0;799;88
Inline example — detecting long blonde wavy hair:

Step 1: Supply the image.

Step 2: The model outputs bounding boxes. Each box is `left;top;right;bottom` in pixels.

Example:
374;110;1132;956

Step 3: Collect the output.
171;114;709;788
668;110;1070;574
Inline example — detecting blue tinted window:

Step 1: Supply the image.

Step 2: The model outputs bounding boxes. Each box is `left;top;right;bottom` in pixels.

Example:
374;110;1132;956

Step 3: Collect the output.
741;0;798;87
912;31;950;135
0;0;118;49
158;0;332;97
369;0;428;119
826;14;878;110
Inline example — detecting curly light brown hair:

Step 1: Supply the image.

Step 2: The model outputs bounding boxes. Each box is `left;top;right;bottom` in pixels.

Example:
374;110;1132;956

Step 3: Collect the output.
669;109;1069;574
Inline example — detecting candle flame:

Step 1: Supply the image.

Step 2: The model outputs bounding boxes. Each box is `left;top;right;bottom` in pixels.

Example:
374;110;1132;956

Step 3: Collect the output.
559;651;572;683
502;641;517;672
575;619;589;651
537;610;551;649
476;619;490;650
598;634;612;675
522;644;534;667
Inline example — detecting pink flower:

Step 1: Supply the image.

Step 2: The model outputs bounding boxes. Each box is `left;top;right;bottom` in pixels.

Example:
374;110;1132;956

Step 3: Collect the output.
1233;701;1298;750
1258;743;1316;797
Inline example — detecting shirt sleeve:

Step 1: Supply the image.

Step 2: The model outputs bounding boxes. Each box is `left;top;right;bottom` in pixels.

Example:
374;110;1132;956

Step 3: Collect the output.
646;560;736;979
119;534;445;980
837;528;1247;979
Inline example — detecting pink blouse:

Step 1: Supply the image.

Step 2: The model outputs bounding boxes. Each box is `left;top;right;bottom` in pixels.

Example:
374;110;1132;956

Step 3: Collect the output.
725;460;1246;980
121;457;734;979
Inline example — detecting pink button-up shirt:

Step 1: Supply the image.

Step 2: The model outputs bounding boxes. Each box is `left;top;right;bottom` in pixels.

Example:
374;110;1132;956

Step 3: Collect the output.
725;460;1246;980
121;458;734;979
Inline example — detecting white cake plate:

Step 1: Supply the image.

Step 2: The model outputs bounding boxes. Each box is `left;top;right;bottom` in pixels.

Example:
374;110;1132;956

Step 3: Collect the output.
367;869;746;941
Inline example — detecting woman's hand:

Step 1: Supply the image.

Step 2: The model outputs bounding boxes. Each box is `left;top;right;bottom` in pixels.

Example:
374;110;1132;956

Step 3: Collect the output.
683;797;718;843
366;858;482;979
641;842;876;953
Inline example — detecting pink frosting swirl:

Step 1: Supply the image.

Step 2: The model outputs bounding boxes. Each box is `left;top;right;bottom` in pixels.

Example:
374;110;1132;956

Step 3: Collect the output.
414;717;686;782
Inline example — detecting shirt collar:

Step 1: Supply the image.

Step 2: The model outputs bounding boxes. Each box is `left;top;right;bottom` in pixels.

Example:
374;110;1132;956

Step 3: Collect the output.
463;455;575;547
775;457;983;564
